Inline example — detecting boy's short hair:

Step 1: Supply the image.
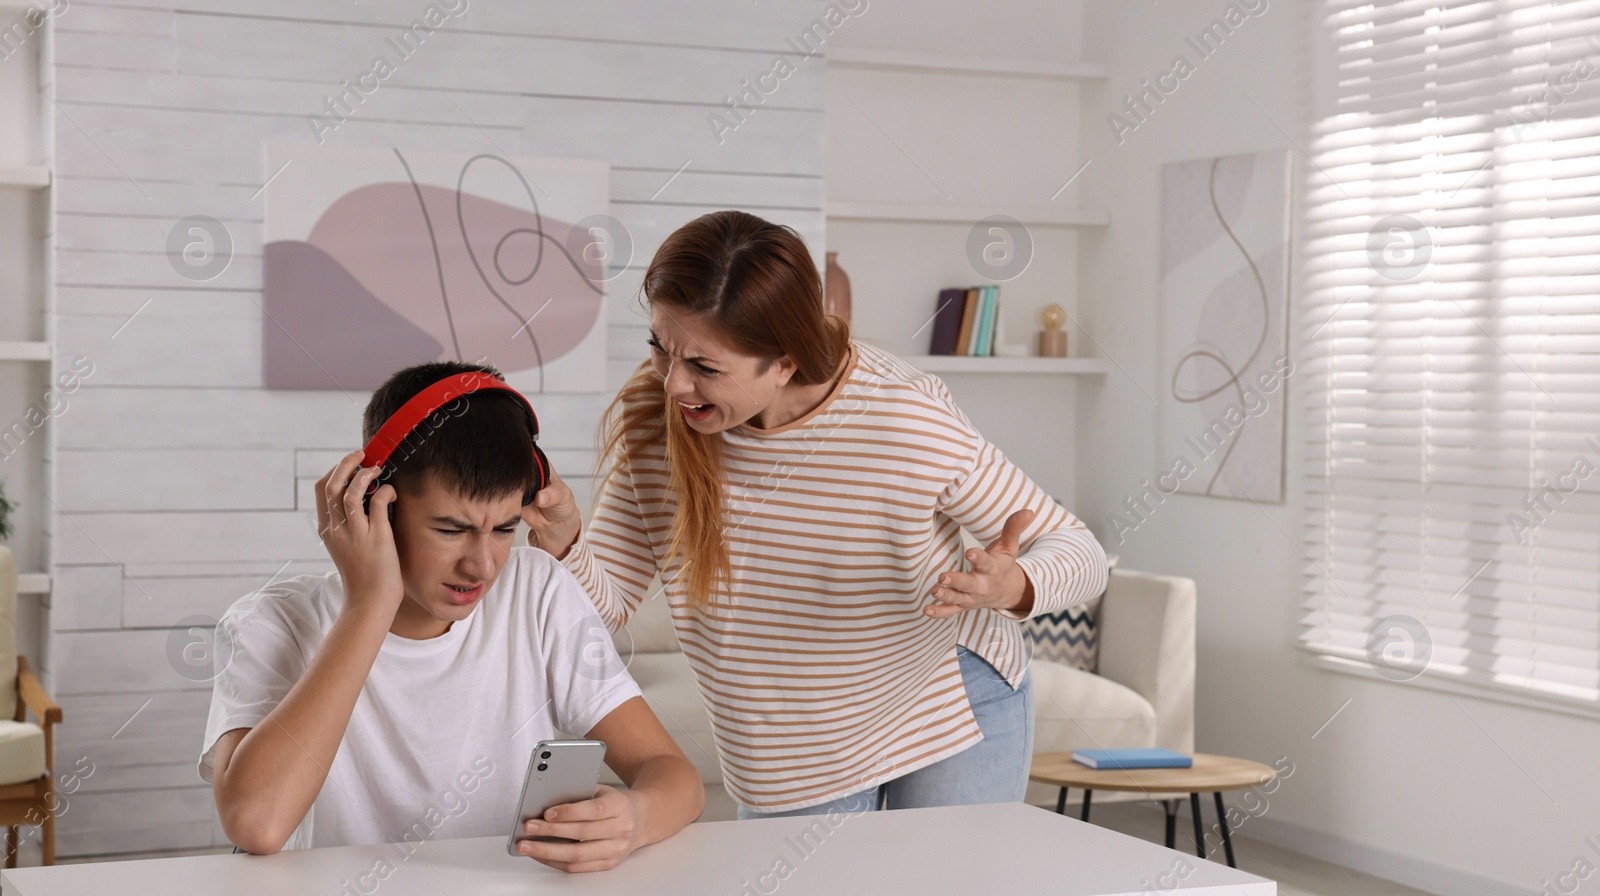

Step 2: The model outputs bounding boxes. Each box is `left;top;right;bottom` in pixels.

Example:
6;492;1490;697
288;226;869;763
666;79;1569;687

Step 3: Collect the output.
362;361;539;503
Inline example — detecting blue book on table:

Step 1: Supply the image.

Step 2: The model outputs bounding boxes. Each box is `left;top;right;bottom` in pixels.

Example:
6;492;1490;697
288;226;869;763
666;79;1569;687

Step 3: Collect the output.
1071;748;1193;770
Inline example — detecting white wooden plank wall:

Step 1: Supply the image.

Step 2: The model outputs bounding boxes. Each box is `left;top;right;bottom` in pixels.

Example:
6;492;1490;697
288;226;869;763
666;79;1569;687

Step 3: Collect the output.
48;0;828;855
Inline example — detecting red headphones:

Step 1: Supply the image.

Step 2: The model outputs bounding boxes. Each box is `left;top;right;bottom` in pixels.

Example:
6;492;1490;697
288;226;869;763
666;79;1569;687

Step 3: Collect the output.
361;371;550;518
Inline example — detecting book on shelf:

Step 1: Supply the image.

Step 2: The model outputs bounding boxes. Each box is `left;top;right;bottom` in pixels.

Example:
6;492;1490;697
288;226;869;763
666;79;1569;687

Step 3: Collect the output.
954;287;979;356
928;288;968;356
971;286;992;356
929;285;1002;356
1070;749;1193;770
979;286;992;356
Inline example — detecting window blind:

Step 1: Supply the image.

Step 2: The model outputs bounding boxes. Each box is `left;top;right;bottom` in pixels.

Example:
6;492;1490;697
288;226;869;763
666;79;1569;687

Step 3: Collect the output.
1300;0;1600;710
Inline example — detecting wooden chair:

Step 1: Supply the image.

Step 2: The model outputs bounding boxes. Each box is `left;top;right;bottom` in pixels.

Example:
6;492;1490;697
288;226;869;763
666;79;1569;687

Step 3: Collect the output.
0;548;61;866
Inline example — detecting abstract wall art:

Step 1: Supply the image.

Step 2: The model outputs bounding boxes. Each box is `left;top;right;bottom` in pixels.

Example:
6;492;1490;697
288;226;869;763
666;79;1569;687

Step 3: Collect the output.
262;144;614;393
1158;150;1292;503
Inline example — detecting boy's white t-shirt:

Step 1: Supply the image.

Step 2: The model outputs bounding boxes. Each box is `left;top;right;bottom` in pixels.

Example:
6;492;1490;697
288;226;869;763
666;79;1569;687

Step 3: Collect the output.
197;546;641;851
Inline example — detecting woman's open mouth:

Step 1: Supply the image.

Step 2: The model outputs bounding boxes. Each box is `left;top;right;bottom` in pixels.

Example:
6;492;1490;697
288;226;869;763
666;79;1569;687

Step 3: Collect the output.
677;401;714;421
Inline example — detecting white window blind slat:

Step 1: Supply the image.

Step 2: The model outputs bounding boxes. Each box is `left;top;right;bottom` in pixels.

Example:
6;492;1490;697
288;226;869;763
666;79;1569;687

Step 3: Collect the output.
1302;1;1600;710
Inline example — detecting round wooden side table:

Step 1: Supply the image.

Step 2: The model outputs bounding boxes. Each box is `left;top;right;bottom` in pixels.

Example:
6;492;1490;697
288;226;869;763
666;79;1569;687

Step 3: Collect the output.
1028;752;1277;868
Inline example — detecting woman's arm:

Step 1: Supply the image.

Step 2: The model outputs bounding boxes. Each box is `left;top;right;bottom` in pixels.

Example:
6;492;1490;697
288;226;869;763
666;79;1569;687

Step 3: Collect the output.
927;386;1109;621
523;463;659;633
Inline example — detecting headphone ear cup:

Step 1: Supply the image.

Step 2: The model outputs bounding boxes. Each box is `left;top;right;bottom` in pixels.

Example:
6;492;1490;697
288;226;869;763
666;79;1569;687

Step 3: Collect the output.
524;442;552;506
533;442;551;492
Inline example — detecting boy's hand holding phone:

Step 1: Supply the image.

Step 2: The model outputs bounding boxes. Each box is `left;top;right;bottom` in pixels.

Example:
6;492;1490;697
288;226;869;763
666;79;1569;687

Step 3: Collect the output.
314;449;403;619
515;783;648;873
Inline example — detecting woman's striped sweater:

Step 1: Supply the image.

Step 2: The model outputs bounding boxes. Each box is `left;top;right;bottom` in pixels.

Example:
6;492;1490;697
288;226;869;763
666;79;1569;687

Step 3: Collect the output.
560;341;1109;812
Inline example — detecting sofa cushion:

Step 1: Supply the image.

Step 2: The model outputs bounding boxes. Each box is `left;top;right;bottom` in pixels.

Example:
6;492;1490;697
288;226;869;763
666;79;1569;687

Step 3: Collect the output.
1030;657;1156;752
599;651;722;786
1022;596;1102;672
0;720;46;786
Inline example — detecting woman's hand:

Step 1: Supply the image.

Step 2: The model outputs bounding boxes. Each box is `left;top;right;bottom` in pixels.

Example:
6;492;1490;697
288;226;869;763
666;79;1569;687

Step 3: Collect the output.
924;509;1037;619
514;785;646;873
314;449;403;620
522;468;582;560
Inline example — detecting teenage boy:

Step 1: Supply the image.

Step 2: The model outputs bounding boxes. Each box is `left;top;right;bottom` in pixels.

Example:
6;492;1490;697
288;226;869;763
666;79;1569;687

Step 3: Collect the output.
198;362;703;873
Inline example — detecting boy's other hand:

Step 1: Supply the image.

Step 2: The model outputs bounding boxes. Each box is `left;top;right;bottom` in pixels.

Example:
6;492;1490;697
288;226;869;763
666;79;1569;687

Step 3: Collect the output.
522;469;581;560
513;784;645;873
315;449;404;619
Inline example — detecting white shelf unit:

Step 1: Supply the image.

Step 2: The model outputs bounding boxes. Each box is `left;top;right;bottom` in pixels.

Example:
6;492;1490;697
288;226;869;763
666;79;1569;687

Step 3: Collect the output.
0;12;55;681
827;201;1109;228
825;28;1102;509
0;341;49;361
825;40;1108;373
0;166;50;188
826;48;1109;81
907;355;1107;375
16;573;49;595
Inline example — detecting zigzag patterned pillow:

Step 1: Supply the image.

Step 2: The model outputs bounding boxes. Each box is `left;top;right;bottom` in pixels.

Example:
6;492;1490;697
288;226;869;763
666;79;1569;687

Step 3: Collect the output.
1022;595;1102;673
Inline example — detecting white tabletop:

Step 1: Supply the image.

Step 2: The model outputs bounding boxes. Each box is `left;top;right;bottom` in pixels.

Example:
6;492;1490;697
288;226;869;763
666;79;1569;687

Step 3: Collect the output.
2;803;1274;895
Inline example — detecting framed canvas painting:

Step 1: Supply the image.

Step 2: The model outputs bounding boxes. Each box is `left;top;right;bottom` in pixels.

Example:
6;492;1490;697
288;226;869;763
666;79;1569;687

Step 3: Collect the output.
262;144;614;394
1158;150;1293;503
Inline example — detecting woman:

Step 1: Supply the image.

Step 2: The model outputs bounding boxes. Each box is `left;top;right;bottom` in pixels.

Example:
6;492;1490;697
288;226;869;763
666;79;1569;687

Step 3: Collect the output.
524;210;1108;819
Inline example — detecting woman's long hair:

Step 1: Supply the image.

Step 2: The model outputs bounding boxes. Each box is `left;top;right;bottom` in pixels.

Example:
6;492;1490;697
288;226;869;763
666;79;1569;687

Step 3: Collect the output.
596;211;851;611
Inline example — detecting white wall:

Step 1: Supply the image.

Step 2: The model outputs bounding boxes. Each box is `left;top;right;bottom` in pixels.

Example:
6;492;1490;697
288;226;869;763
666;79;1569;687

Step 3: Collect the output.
1076;2;1599;894
826;0;1091;507
45;0;826;855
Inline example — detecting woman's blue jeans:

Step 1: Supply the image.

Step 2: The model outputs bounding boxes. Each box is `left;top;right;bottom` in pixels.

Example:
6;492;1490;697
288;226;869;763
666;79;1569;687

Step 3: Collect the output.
736;645;1035;819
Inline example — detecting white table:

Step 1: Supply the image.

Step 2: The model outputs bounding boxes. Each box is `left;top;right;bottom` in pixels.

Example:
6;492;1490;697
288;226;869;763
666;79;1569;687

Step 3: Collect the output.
2;803;1275;895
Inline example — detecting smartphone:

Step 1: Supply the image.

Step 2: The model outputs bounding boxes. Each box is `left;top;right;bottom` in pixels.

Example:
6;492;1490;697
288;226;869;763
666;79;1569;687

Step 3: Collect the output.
506;739;607;855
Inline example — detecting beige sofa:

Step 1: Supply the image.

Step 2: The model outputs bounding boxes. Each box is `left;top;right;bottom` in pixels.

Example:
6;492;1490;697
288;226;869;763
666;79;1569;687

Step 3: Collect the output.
603;566;1196;819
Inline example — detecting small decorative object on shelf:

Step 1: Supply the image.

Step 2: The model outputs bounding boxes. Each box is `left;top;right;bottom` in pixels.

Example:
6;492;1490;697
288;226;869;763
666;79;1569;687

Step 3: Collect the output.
1038;303;1069;357
824;251;853;324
